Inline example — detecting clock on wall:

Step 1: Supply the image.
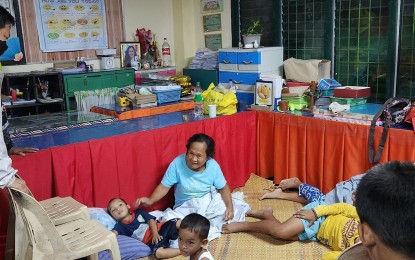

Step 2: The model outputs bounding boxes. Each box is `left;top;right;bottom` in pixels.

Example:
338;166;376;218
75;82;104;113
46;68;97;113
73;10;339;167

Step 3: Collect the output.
101;56;115;70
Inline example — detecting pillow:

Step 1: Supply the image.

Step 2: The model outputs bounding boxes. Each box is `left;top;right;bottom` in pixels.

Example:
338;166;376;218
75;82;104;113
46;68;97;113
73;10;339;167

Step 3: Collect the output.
89;207;116;230
99;235;151;260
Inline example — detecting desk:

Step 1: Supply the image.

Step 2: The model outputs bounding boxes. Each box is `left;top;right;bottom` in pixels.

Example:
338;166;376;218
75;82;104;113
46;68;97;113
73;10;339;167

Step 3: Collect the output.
0;111;256;255
257;111;415;193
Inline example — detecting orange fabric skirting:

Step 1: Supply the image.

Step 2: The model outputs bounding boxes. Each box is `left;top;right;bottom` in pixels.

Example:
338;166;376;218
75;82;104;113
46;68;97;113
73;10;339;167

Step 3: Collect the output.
256;111;415;193
91;101;195;120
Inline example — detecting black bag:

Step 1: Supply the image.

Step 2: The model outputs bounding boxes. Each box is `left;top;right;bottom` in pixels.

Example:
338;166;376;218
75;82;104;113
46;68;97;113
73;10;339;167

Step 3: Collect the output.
368;97;411;164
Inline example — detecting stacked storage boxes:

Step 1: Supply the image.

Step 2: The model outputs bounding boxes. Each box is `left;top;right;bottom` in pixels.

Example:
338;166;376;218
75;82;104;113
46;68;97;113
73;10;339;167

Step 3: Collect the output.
218;47;284;110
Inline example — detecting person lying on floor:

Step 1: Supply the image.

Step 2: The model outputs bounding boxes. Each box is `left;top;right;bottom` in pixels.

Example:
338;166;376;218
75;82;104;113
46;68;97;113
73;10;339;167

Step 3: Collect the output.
222;205;359;260
107;198;181;259
259;173;364;205
222;176;360;260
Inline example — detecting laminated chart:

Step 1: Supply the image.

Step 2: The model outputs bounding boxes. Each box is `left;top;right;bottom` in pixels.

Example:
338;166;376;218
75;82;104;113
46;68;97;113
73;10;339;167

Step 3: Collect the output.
34;0;108;52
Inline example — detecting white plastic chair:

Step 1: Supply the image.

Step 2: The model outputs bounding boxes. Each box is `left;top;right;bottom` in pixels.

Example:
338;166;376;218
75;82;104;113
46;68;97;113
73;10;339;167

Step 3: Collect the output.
8;187;121;260
39;196;90;225
5;177;90;260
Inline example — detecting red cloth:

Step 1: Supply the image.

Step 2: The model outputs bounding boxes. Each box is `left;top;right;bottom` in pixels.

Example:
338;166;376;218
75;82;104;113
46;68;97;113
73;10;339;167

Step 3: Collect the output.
0;112;257;255
257;111;415;193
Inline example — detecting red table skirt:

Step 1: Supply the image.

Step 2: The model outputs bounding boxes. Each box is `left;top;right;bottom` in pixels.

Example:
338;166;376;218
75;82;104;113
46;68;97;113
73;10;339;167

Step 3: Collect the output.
256;111;415;194
0;111;257;256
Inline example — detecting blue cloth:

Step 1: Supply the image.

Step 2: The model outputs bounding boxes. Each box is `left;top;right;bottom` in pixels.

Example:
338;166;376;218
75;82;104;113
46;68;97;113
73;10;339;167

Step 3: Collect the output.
325;173;365;205
161;154;227;207
113;209;155;241
149;219;179;254
297;201;327;241
298;183;325;203
98;235;151;260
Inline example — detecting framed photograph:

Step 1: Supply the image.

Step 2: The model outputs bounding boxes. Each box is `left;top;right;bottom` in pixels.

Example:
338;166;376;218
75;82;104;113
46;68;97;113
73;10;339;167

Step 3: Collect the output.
120;42;140;68
255;80;274;106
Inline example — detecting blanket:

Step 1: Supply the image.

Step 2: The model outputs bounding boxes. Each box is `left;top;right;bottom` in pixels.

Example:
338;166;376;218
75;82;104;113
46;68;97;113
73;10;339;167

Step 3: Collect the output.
154;188;251;241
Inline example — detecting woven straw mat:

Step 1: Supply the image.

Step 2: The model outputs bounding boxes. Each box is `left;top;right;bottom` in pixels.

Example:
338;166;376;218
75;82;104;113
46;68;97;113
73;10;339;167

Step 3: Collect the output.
140;174;330;259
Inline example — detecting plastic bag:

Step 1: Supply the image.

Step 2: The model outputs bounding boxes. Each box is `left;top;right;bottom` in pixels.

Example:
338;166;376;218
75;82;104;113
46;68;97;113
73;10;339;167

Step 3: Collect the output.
202;83;238;115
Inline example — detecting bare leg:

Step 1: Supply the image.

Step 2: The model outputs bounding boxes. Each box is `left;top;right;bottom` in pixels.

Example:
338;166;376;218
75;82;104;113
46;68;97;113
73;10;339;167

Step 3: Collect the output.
155;248;181;259
222;214;304;241
278;177;302;190
259;188;308;204
246;207;277;220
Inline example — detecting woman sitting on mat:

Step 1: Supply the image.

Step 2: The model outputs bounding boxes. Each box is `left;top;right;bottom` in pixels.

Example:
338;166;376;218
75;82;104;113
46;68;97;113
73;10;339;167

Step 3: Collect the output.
135;133;235;221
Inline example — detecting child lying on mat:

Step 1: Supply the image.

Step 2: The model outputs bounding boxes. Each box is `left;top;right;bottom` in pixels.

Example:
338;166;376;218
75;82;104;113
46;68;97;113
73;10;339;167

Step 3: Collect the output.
222;177;360;260
107;198;181;259
259;175;362;205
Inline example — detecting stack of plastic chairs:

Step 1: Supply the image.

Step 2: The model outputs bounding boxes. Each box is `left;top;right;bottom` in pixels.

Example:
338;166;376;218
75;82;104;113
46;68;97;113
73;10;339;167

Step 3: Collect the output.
5;185;120;260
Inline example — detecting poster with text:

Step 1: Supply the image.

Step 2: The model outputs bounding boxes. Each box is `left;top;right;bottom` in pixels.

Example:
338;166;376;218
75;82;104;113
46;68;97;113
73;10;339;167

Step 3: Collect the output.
34;0;108;52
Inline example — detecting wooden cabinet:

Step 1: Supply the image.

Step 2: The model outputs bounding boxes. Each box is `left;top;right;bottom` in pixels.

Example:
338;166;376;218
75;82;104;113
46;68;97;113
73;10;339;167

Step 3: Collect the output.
1;71;64;117
63;68;135;111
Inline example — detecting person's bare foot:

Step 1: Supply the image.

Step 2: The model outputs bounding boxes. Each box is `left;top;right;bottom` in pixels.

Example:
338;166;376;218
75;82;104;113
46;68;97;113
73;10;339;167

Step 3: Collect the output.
259;188;285;200
246;207;273;219
222;222;246;234
278;177;302;190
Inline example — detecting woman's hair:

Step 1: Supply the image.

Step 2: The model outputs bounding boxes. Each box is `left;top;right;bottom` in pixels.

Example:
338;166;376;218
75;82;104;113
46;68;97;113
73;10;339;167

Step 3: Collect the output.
186;133;215;158
124;46;136;66
179;213;210;240
0;6;15;29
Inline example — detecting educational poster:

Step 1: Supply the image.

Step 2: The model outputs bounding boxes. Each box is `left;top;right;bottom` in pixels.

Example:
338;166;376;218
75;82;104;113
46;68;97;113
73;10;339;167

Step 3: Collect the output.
203;14;221;32
34;0;108;52
201;0;223;13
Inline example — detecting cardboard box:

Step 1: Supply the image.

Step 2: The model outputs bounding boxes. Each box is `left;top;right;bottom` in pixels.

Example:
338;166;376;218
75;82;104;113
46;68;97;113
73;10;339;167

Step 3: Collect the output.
333;86;371;98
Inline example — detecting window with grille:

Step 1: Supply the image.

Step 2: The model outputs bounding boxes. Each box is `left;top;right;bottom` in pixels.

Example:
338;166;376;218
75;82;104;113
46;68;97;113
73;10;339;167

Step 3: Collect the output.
335;0;389;103
234;0;413;102
282;0;326;60
397;0;415;100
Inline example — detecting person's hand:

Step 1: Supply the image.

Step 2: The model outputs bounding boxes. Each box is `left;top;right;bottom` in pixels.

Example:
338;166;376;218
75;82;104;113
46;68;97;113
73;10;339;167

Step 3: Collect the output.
293;209;317;227
223;207;234;221
134;197;153;208
9;146;39;156
8;178;30;194
151;233;163;244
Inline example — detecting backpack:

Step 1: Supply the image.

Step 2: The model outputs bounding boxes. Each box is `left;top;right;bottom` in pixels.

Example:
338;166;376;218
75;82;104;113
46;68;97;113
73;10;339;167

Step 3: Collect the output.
368;97;411;164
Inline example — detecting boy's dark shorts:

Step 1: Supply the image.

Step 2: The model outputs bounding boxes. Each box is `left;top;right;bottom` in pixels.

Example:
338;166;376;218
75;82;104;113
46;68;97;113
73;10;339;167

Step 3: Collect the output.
149;219;179;255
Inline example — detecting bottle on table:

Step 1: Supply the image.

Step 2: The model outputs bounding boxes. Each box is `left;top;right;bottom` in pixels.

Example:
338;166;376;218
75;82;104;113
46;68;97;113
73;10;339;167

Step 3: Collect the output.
194;93;204;116
162;38;172;67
